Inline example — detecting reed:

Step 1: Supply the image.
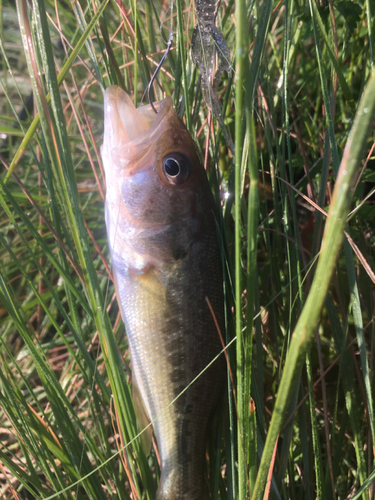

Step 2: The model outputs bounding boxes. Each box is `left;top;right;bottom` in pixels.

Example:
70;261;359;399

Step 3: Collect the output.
0;0;374;499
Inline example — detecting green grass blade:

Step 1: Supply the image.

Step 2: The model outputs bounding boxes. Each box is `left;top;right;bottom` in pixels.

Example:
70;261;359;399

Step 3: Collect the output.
176;0;191;128
235;0;248;496
325;293;368;499
252;69;375;499
4;0;109;181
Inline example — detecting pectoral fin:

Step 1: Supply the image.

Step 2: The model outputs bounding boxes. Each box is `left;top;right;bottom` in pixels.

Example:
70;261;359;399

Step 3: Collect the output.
132;374;153;456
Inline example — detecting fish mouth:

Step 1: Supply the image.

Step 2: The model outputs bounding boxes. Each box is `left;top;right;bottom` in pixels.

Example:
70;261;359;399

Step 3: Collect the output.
103;86;172;153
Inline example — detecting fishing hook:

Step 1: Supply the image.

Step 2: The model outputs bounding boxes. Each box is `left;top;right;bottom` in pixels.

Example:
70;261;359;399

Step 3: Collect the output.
148;0;174;114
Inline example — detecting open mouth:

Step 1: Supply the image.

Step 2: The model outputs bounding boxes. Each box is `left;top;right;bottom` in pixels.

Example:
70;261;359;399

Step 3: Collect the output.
103;86;171;148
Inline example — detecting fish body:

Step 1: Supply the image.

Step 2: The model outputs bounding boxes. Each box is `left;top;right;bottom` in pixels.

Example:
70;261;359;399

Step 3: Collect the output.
101;86;225;500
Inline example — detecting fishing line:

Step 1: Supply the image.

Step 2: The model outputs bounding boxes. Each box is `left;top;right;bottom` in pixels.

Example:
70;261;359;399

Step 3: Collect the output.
148;0;174;113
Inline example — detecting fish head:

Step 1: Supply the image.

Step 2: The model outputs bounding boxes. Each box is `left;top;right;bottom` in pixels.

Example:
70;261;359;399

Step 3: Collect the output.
101;86;215;271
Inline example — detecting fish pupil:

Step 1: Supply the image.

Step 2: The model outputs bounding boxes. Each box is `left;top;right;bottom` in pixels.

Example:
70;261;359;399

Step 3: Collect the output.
164;158;180;177
162;154;190;185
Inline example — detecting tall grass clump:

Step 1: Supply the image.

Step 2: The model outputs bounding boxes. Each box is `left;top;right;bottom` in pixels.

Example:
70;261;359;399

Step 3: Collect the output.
0;0;374;499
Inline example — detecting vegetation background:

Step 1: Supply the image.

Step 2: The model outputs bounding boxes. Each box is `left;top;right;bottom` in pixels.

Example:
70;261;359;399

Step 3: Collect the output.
0;0;374;498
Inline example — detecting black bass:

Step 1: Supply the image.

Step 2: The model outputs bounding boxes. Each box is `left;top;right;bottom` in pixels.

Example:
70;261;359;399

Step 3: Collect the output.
101;85;226;500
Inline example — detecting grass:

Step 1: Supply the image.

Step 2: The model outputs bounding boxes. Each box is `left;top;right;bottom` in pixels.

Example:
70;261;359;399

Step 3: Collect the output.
0;0;374;499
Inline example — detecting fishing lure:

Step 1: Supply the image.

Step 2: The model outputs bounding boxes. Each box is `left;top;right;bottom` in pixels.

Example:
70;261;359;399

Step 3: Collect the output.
192;0;234;153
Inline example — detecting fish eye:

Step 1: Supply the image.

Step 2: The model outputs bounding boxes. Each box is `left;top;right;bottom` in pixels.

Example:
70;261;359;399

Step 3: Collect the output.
162;153;190;185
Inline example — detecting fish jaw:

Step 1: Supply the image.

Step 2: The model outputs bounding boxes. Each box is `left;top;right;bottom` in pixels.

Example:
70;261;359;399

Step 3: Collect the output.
101;85;172;189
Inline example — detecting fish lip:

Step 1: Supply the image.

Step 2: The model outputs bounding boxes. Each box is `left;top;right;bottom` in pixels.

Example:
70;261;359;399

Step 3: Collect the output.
103;86;173;159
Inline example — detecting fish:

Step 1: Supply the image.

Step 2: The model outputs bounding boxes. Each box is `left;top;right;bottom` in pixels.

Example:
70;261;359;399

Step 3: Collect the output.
101;85;226;500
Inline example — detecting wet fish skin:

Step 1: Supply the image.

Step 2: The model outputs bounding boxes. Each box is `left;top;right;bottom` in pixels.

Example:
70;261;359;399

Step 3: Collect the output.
102;86;226;500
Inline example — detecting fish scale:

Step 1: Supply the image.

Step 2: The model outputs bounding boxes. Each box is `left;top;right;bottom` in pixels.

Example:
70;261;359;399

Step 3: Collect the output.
101;86;226;500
